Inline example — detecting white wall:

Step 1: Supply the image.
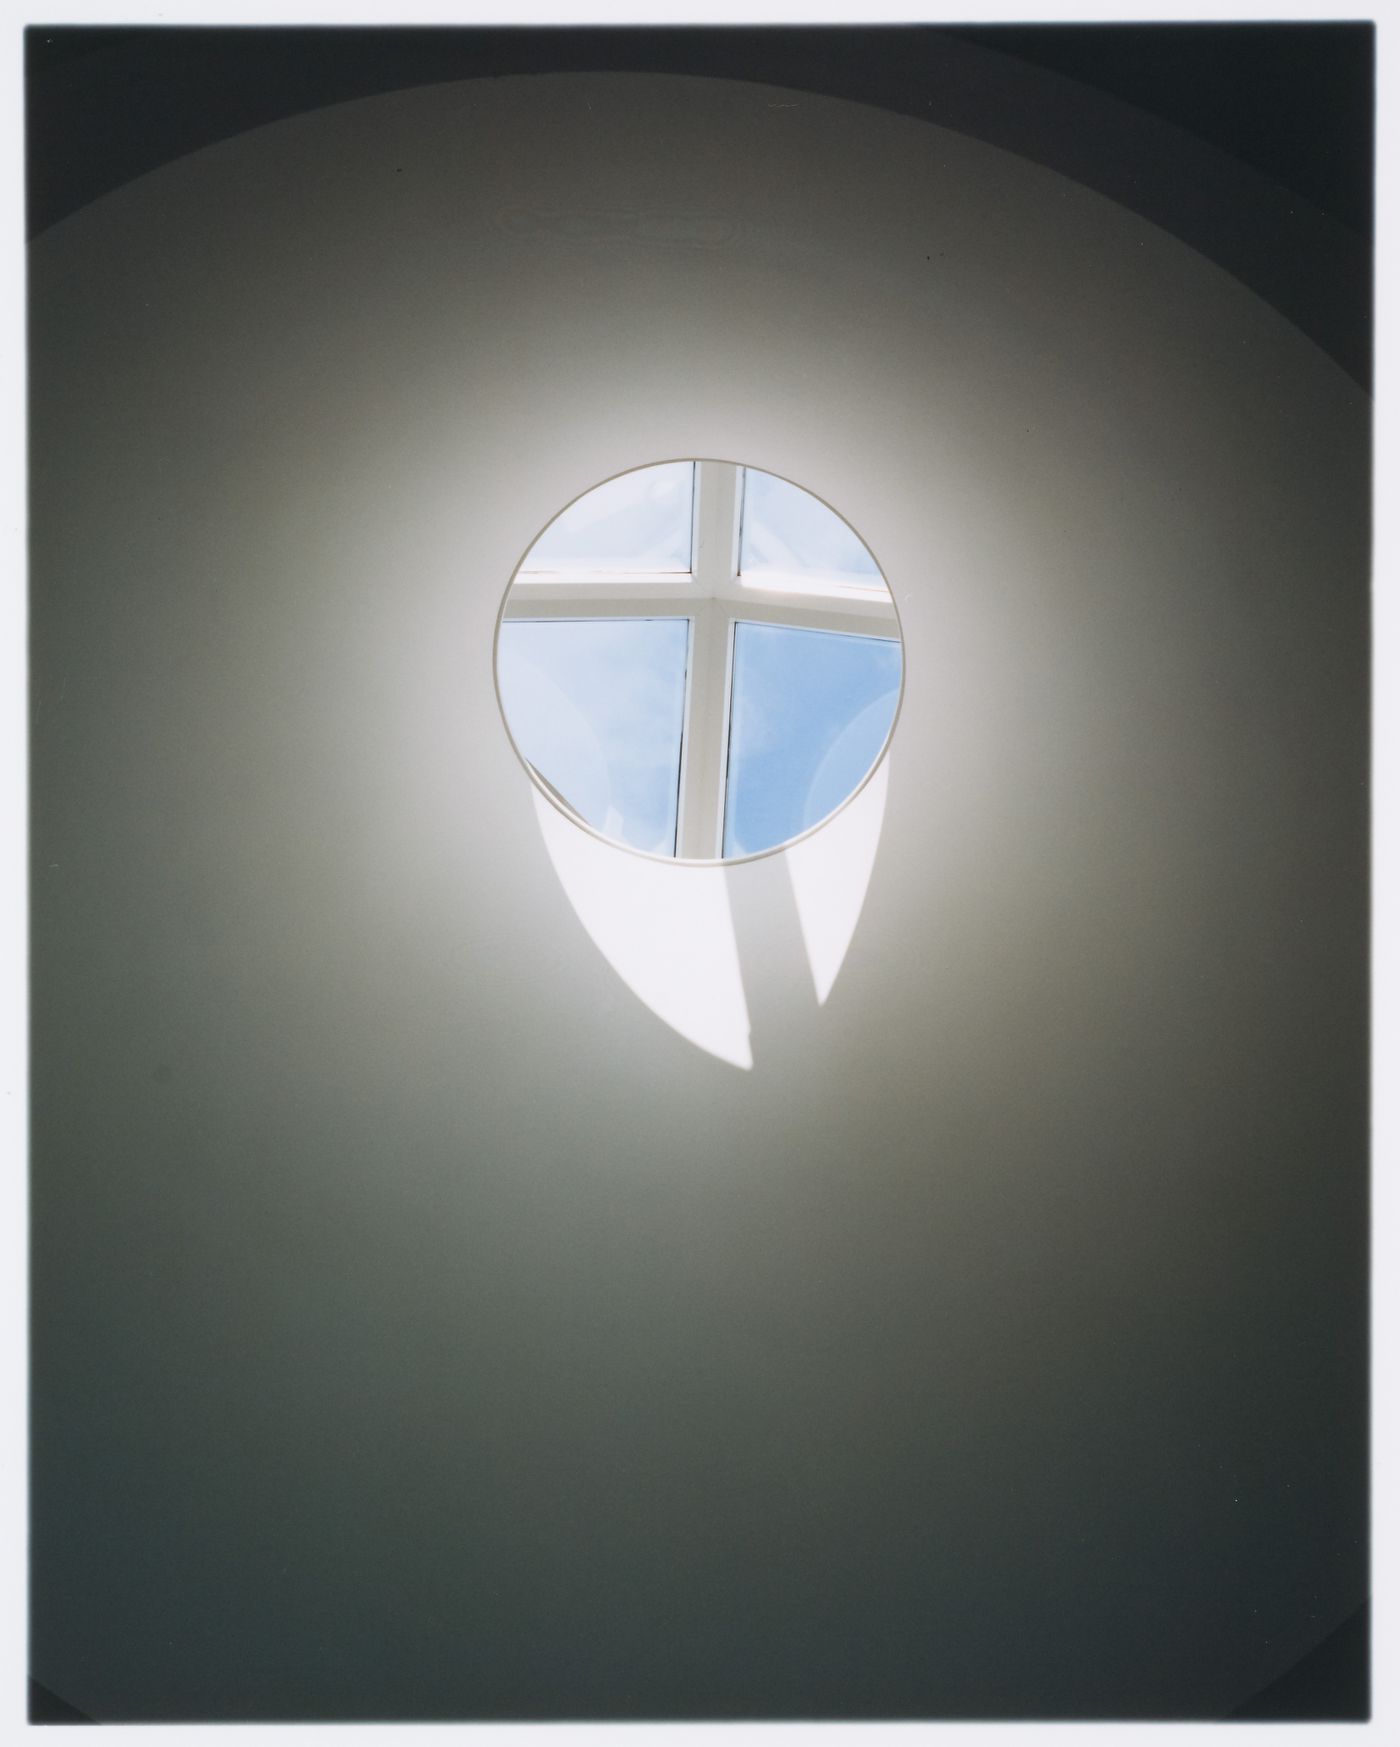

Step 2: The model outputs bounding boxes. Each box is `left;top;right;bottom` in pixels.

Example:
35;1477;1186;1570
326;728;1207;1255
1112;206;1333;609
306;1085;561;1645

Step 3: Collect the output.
30;72;1368;1719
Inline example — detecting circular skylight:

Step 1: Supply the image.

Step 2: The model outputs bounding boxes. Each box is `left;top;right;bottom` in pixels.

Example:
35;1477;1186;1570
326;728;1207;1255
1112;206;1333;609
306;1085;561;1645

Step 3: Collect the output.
494;460;903;862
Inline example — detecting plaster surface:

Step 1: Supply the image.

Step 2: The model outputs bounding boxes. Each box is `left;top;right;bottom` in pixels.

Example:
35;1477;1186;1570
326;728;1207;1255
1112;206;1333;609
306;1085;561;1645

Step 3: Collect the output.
30;72;1368;1719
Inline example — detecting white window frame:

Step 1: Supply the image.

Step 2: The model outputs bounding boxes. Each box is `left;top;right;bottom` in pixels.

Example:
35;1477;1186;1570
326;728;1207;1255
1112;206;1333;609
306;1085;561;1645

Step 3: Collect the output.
504;460;899;860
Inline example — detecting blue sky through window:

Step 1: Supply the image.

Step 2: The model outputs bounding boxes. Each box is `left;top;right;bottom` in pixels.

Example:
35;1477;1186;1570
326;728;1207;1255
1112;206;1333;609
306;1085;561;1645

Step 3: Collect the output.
522;462;695;573
497;619;689;855
723;622;901;858
499;460;901;861
739;469;884;586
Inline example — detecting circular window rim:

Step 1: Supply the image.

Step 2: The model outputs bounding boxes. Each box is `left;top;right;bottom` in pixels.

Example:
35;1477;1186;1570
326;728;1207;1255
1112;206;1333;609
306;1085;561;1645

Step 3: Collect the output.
491;454;907;870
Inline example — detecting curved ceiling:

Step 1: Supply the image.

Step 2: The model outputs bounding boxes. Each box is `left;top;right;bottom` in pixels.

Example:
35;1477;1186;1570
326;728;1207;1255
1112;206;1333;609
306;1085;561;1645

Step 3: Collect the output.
30;66;1369;1721
25;23;1373;386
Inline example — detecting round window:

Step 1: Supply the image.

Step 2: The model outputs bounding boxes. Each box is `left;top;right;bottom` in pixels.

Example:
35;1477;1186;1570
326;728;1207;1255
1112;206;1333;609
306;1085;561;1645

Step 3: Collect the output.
495;460;903;861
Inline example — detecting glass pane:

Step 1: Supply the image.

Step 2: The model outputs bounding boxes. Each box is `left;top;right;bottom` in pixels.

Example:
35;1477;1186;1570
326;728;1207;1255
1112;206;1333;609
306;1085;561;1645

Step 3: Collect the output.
521;462;694;574
498;618;689;856
739;468;885;587
723;623;901;858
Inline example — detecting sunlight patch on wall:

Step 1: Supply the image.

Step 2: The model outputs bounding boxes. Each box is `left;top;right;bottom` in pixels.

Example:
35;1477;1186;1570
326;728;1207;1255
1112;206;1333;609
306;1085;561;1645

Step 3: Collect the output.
533;789;753;1068
533;758;889;1062
784;757;890;1005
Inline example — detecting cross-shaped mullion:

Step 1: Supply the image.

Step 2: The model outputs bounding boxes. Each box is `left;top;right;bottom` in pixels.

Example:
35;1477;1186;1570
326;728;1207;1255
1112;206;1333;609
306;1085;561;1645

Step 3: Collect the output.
504;459;898;860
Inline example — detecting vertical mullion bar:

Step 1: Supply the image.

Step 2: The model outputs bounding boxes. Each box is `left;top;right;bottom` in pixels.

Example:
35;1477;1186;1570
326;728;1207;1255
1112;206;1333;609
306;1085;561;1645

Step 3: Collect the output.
675;462;741;858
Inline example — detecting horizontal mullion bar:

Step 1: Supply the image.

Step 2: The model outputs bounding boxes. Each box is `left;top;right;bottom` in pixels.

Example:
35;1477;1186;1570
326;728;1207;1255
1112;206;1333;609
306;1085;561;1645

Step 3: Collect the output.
718;576;896;617
722;599;900;641
501;594;699;622
512;572;700;595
